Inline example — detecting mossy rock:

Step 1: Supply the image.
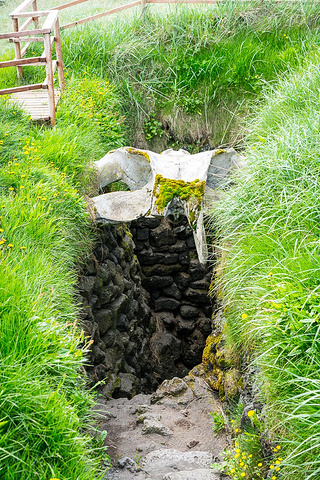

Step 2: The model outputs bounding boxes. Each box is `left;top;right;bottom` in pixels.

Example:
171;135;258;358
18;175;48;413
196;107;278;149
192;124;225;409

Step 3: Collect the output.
126;147;150;162
215;346;234;370
223;368;241;402
202;332;222;368
205;366;224;391
153;174;205;213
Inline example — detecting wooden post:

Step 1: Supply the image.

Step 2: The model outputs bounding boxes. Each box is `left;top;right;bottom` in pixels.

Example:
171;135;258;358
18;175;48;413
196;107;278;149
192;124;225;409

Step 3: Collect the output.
32;0;39;28
44;32;56;126
53;17;65;91
12;18;23;78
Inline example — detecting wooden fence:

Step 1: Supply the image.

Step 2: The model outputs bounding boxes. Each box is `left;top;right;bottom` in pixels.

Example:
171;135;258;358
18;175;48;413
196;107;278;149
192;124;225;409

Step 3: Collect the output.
0;0;227;125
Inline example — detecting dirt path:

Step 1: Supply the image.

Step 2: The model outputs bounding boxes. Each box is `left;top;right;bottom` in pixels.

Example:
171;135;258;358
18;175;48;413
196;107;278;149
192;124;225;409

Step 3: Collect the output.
94;366;230;480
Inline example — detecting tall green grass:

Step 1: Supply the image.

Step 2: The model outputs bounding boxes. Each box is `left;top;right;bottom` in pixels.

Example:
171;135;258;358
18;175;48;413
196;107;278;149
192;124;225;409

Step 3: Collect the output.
59;0;320;148
210;59;320;480
2;1;320;148
0;74;125;479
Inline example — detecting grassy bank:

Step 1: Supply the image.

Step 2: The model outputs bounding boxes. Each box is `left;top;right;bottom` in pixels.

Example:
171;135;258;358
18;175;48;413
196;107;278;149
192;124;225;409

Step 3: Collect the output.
59;0;320;149
0;75;125;478
2;1;320;150
211;59;320;480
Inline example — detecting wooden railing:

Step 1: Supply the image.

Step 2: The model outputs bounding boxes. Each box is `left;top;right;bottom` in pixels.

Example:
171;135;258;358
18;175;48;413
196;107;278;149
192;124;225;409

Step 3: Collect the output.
49;0;220;31
0;1;65;125
0;0;223;125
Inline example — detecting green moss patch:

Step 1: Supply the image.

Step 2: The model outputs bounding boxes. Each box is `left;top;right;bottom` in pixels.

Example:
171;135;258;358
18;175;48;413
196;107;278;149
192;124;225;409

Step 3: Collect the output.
153;174;205;212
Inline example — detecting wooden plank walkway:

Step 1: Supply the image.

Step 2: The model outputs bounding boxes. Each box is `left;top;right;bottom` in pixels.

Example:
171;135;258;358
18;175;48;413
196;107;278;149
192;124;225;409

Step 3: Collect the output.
9;89;60;121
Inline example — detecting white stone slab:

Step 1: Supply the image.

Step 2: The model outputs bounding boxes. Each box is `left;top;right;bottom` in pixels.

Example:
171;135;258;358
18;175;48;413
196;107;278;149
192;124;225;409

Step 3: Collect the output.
92;147;243;262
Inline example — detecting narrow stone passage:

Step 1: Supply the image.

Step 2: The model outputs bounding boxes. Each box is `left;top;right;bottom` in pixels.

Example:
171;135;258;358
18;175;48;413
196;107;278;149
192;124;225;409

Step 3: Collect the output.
95;368;229;480
80;193;230;479
80;216;213;396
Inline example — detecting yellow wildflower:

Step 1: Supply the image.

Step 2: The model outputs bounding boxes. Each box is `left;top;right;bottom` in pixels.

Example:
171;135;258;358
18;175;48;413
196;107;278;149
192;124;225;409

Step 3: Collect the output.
241;313;248;319
247;410;255;417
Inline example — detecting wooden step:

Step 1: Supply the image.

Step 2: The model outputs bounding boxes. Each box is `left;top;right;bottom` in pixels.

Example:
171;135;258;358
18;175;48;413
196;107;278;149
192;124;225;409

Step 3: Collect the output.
9;88;60;121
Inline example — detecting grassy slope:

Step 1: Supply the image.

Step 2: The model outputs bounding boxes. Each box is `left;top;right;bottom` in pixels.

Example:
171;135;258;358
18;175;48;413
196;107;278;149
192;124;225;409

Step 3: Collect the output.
0;74;125;478
211;59;320;480
2;1;320;149
59;1;320;149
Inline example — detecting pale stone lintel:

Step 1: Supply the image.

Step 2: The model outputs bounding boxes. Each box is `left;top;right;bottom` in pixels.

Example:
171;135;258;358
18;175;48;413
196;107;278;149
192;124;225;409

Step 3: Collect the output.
92;147;244;263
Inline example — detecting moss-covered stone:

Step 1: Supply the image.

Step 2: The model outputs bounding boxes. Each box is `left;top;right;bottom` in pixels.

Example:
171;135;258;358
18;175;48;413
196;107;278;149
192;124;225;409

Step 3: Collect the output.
223;368;241;402
202;333;224;391
202;332;222;367
215;346;234;370
153;174;205;213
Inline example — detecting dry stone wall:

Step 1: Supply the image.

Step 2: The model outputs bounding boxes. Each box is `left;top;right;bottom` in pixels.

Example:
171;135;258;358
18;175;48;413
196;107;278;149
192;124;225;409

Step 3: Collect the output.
79;216;214;399
132;216;213;381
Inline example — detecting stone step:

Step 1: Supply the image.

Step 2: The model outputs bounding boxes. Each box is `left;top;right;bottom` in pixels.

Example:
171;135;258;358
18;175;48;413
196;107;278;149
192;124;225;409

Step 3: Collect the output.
105;449;222;480
163;469;221;480
142;449;214;477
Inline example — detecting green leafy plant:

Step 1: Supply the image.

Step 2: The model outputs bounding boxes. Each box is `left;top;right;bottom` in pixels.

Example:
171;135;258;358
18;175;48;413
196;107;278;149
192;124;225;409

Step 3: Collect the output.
210;411;227;435
143;114;164;140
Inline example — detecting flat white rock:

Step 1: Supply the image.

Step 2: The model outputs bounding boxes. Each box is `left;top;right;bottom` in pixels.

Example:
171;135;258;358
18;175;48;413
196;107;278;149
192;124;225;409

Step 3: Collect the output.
142;449;213;472
163;469;221;480
92;146;244;262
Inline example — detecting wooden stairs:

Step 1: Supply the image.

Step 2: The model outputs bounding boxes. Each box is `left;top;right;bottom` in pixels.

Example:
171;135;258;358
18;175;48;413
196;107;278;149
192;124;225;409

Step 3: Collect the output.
10;89;61;122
